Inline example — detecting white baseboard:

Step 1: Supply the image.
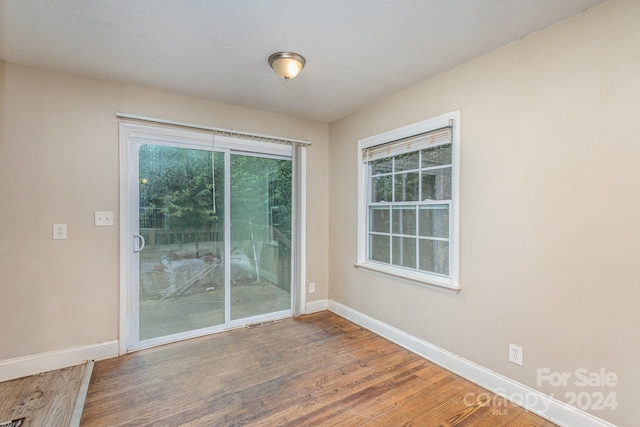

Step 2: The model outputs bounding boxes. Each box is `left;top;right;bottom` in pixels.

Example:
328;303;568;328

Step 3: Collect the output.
305;299;328;314
327;300;615;427
0;340;118;382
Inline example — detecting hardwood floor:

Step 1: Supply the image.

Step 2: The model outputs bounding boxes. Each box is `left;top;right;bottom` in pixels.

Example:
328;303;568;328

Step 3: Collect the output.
81;311;556;426
0;363;86;427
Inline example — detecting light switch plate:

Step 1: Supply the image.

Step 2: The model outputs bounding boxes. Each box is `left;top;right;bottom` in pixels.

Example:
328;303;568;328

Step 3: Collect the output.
95;211;114;226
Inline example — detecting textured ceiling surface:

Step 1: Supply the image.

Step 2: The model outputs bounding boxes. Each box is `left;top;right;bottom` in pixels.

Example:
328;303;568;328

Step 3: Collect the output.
0;0;605;122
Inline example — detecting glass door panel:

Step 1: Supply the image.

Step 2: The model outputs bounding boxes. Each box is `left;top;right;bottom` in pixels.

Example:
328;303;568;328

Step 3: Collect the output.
229;154;292;320
137;144;225;340
126;127;294;351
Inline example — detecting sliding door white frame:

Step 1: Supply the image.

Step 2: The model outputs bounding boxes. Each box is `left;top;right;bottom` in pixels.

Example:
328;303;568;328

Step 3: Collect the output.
118;122;306;354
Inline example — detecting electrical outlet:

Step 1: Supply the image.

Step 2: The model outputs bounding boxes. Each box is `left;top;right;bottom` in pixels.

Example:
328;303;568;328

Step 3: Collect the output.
53;224;67;240
309;282;316;293
95;211;114;226
509;343;523;366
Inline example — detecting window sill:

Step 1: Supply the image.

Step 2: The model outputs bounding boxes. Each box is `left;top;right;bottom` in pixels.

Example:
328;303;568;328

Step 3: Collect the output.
354;262;461;294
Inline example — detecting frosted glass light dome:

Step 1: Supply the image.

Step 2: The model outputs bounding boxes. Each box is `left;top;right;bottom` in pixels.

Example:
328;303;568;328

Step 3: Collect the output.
268;52;306;80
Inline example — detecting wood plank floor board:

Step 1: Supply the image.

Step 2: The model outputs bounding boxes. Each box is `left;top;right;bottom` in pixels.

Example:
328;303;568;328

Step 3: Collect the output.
280;355;445;425
80;311;556;426
247;346;429;425
0;364;85;427
207;325;413;425
325;369;452;426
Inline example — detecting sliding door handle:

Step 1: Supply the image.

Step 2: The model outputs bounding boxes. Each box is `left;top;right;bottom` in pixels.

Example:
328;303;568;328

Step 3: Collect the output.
133;234;146;253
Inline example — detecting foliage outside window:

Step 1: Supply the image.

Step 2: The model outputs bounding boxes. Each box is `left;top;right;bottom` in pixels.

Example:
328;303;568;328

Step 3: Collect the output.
138;146;292;252
139;145;220;232
357;112;460;291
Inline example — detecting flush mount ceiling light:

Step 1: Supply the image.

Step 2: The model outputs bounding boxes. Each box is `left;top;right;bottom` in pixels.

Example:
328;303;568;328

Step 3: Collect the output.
268;52;306;80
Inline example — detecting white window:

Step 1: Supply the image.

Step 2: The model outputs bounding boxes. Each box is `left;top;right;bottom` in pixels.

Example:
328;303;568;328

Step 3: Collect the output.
357;111;460;291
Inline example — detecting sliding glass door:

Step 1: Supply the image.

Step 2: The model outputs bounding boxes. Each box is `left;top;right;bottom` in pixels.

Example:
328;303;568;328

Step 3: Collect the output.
125;125;293;350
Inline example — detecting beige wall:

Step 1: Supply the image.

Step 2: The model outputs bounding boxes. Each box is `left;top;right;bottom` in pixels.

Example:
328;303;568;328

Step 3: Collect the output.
328;0;639;425
0;61;329;359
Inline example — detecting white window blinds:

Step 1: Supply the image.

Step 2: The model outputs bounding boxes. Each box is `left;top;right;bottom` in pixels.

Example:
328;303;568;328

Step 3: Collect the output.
363;127;452;162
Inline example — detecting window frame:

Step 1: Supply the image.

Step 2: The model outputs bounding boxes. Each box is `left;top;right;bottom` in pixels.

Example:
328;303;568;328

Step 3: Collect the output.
356;111;460;292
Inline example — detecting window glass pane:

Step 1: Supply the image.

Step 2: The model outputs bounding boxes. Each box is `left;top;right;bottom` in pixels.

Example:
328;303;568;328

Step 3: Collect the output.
138;145;221;339
371;175;393;202
419;205;449;238
394;151;419;171
230;154;292;321
394;172;419;202
371;157;392;175
422;144;452;168
392;236;416;269
392;206;416;235
421;167;451;200
370;234;390;264
419;239;449;275
370;207;391;233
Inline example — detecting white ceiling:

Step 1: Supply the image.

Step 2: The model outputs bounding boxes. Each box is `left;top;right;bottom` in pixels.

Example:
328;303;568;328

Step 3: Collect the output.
0;0;605;123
